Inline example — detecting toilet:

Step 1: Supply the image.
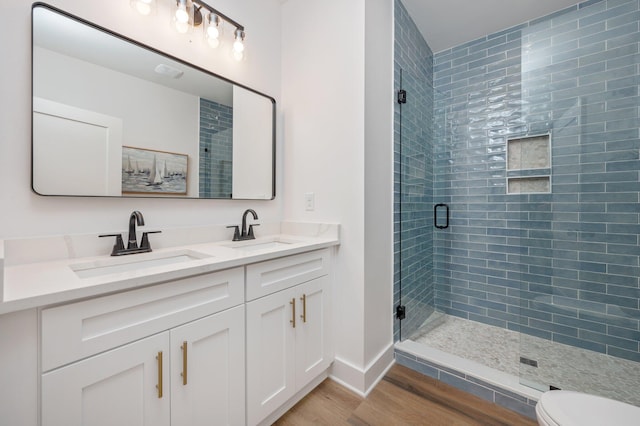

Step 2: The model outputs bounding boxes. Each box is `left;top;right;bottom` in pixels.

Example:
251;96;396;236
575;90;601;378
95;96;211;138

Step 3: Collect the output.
536;390;640;426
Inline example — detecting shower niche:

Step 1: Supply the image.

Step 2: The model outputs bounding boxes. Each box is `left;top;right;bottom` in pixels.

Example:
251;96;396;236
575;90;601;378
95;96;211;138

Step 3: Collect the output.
506;134;551;194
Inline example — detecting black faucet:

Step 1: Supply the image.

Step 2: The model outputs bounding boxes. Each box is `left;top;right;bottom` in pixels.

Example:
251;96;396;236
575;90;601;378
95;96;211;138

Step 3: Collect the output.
128;210;145;249
100;210;161;256
227;209;259;241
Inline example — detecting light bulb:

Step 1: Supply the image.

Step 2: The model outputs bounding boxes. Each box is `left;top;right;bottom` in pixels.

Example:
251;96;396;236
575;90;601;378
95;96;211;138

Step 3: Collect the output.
173;0;190;33
233;29;245;53
207;26;219;39
206;14;220;48
131;0;154;16
136;1;151;15
175;0;189;24
233;38;244;53
136;4;151;15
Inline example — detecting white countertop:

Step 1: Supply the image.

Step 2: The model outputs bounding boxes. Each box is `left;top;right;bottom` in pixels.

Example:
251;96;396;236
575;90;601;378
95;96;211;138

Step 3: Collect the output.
0;221;339;314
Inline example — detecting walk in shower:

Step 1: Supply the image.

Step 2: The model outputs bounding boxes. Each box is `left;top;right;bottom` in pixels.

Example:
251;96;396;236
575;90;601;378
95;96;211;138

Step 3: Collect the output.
394;0;640;417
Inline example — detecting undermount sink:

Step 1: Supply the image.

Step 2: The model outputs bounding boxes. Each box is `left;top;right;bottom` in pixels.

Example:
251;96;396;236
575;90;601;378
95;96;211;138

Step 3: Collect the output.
226;238;296;252
70;250;211;278
234;241;292;251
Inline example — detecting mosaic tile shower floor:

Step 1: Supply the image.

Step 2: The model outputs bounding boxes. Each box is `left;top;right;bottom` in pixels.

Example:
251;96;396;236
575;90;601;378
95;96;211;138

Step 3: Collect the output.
411;313;640;406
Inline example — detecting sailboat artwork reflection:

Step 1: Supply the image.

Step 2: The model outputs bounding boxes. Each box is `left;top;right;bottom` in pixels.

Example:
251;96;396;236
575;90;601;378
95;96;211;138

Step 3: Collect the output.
147;155;163;186
122;146;188;195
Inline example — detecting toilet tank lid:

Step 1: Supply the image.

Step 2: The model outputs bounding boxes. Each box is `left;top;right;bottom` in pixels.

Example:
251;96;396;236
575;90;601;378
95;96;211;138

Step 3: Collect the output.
539;390;640;426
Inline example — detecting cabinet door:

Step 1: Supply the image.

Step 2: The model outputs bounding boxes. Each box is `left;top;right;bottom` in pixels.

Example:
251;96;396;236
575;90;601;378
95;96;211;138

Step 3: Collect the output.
295;275;332;389
170;305;245;426
246;288;296;426
42;333;170;426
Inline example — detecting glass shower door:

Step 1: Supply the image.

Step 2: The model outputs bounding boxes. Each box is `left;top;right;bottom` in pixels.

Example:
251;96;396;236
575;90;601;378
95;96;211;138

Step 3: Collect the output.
396;67;435;341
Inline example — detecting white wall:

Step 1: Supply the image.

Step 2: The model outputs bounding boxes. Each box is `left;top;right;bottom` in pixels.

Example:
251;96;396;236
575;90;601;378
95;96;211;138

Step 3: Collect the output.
0;0;282;239
282;0;366;384
232;85;274;199
281;0;394;394
364;0;394;391
34;47;200;196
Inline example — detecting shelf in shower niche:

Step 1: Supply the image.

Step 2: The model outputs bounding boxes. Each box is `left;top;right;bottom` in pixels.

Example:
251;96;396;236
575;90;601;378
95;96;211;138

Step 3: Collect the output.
507;134;550;171
507;176;550;194
506;134;551;194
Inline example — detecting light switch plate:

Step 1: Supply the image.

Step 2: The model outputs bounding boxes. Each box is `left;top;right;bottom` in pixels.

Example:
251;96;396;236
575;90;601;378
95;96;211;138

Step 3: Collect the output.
304;192;315;211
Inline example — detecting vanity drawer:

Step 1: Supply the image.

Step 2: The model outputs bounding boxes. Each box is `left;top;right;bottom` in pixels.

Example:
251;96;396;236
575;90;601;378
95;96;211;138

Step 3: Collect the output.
41;267;243;372
246;249;330;301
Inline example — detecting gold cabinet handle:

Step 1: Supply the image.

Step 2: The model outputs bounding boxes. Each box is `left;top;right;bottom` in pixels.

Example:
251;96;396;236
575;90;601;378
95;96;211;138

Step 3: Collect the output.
290;298;296;328
156;351;163;398
181;341;188;386
300;294;307;323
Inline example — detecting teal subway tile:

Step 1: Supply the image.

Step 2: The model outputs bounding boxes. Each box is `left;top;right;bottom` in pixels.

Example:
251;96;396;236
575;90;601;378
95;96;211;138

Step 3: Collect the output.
451;50;488;67
468;313;508;328
607;285;640;299
580;329;638;350
495;393;537;419
580;311;637;331
580;271;638;288
605;139;640;152
550;21;607;45
607;74;640;91
554;313;607;333
552;295;607;313
395;353;439;379
606;95;640;111
531;6;577;26
521;304;565;321
517;324;554;340
553;334;607;353
468;35;509;54
606;117;640;132
439;371;495;401
580;3;639;30
580;290;639;308
579;0;606;9
530;318;579;337
606;52;640;69
607;346;640;362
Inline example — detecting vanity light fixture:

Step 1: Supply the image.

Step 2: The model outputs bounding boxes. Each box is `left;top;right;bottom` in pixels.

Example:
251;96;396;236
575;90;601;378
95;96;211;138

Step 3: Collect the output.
132;0;246;60
131;0;246;59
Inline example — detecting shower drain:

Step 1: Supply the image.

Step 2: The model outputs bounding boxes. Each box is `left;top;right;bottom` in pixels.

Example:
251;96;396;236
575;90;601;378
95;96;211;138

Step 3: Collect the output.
519;356;539;367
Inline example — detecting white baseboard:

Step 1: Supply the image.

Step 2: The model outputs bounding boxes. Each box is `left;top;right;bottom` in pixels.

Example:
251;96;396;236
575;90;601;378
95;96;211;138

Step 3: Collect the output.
258;343;396;424
330;342;395;397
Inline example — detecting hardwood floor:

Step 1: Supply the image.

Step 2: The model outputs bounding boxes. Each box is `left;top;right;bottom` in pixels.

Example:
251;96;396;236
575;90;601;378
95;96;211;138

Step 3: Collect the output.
275;364;538;426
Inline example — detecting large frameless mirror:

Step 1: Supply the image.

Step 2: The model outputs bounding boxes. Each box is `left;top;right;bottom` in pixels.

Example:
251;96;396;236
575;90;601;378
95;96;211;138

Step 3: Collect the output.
32;3;275;199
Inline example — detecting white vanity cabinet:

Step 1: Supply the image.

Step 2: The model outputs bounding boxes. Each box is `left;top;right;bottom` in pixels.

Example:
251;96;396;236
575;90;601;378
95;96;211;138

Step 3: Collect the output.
170;305;245;426
245;249;332;425
42;331;171;426
40;268;246;426
33;246;334;426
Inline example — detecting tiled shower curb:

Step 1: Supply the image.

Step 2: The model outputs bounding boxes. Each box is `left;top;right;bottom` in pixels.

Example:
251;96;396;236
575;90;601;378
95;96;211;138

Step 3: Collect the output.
395;342;540;419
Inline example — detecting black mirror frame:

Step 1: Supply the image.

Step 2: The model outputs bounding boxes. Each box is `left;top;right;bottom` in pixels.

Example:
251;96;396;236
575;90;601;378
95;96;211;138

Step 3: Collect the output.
31;2;276;200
